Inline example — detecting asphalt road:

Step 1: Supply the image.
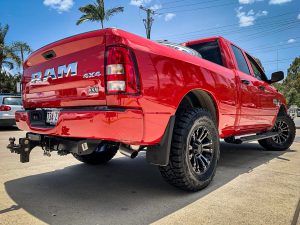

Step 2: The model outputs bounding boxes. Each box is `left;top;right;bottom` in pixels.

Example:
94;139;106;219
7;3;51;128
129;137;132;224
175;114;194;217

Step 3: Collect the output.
0;127;300;225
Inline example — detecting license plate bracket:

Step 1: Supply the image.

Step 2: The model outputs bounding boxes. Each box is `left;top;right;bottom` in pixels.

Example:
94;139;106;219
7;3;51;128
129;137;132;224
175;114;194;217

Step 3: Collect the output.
46;110;60;125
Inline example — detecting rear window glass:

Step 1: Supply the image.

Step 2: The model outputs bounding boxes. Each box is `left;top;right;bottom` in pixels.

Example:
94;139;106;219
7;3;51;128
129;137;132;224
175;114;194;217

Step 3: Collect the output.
3;97;22;105
188;40;224;66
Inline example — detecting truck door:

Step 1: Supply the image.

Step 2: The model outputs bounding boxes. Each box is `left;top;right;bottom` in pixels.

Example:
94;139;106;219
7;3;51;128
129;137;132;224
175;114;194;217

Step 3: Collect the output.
230;44;266;131
245;53;277;128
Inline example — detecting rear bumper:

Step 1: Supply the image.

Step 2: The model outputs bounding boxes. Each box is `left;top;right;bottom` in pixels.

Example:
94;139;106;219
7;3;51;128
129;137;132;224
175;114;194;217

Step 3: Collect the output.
15;109;144;144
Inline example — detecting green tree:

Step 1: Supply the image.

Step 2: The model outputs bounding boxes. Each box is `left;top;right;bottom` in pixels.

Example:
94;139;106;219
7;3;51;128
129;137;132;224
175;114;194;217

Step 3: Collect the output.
286;57;300;84
0;24;31;93
11;41;32;65
76;0;124;29
0;24;21;71
275;56;300;106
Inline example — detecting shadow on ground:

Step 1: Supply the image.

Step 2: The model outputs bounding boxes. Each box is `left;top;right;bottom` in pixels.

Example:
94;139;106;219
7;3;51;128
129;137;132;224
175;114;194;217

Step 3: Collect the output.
4;142;291;225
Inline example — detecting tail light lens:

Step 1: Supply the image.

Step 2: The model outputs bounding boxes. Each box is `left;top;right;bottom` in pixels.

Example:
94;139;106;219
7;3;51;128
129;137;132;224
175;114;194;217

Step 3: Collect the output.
105;46;140;94
0;105;11;111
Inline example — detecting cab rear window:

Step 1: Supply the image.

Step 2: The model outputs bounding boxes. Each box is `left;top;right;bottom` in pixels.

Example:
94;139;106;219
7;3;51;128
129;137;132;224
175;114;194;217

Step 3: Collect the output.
3;97;22;105
188;40;224;66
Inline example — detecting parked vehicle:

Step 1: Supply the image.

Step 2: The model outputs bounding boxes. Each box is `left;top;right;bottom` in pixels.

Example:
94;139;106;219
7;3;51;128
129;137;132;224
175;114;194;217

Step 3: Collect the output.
7;28;296;191
288;105;298;119
0;94;22;126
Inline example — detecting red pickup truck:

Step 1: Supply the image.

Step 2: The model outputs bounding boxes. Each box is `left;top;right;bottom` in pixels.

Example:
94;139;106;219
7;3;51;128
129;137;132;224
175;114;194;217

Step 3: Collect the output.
8;28;295;191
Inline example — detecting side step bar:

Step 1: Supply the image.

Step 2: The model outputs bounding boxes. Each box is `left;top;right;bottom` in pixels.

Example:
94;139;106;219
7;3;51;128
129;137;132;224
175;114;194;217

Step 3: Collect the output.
225;132;278;144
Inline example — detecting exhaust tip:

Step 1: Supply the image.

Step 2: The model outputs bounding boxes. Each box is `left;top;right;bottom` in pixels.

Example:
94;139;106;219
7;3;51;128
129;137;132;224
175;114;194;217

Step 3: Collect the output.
119;144;139;159
130;150;138;159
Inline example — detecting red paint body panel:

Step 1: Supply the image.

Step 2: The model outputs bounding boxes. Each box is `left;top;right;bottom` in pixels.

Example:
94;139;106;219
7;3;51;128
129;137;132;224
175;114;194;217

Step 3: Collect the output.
16;109;144;144
18;28;287;145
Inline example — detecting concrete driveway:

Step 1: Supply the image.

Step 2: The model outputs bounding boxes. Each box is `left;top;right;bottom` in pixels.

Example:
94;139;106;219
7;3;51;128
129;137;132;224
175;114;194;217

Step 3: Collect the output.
0;127;299;225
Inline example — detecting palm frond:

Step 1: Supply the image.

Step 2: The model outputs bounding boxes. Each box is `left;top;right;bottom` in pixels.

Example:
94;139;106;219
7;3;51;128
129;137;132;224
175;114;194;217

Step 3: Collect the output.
105;7;124;21
2;45;21;67
77;4;102;25
76;14;97;25
0;24;9;44
78;4;98;15
2;61;14;70
76;0;124;28
96;0;104;8
11;41;32;53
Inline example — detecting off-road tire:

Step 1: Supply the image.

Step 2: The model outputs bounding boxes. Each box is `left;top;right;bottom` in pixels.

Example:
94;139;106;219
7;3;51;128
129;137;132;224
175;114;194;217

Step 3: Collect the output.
72;143;118;165
159;108;220;191
258;115;295;151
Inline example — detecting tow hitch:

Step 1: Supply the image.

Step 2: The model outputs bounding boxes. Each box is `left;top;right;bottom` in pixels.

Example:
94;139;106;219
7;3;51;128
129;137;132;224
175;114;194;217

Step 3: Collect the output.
7;135;39;163
7;133;102;163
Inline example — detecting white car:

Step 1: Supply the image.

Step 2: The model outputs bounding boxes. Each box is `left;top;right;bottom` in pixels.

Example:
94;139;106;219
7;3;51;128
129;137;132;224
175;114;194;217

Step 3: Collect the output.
0;94;23;126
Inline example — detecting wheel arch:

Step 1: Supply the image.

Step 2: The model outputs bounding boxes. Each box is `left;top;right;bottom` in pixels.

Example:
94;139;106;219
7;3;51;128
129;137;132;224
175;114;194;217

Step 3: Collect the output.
176;89;219;126
277;104;287;117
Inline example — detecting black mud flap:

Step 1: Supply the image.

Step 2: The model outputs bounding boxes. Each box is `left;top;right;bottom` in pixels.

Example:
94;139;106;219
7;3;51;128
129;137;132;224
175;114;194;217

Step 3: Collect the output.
146;116;175;166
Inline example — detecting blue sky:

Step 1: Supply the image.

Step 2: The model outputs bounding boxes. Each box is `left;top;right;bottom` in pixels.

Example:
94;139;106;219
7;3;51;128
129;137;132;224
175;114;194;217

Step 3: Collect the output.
1;0;299;78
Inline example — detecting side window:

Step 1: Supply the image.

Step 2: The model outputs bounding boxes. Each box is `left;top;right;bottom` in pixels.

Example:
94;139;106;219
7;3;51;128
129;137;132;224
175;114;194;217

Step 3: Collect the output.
246;54;266;81
231;45;250;75
188;40;224;66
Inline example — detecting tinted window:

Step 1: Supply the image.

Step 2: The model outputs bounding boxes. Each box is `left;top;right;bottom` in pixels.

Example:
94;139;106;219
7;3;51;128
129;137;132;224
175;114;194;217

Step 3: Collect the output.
231;45;250;74
246;54;266;81
188;40;224;66
3;97;22;105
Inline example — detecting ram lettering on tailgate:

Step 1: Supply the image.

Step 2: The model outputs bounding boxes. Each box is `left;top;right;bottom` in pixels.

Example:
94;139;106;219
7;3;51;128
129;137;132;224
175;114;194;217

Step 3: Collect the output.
31;62;78;83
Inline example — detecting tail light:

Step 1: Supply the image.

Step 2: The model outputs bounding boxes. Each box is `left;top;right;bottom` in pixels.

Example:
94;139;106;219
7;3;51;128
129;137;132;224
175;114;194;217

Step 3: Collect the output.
0;105;11;111
105;46;140;94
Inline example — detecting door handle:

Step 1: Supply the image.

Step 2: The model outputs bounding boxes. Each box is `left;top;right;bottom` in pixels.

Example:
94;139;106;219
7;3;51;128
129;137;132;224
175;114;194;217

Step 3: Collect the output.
241;79;250;85
259;85;266;91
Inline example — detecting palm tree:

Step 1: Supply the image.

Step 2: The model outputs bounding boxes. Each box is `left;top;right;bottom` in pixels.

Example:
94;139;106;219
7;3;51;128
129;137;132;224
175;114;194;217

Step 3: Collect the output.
76;0;124;29
0;24;21;72
12;41;32;65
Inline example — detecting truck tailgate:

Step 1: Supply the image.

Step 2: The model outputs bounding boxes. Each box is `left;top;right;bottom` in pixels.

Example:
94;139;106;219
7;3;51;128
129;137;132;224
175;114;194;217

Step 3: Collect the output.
22;30;107;108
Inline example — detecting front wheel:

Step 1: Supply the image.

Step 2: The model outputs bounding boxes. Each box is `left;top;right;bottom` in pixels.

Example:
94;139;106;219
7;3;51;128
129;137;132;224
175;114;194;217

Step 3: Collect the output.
72;143;118;165
258;115;296;151
159;108;220;191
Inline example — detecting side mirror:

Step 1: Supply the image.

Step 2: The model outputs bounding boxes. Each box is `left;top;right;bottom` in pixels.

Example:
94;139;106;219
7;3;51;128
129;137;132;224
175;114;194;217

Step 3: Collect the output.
270;71;284;83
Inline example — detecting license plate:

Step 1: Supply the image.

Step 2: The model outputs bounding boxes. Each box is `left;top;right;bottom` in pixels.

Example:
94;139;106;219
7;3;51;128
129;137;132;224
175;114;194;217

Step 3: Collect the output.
46;110;60;125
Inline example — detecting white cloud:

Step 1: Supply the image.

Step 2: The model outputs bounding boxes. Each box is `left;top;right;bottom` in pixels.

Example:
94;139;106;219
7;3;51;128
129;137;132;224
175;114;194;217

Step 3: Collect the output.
287;38;296;43
150;4;162;11
256;10;268;16
165;13;176;21
298;13;300;19
43;0;74;13
130;0;152;6
269;0;292;5
236;7;268;27
239;0;263;4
